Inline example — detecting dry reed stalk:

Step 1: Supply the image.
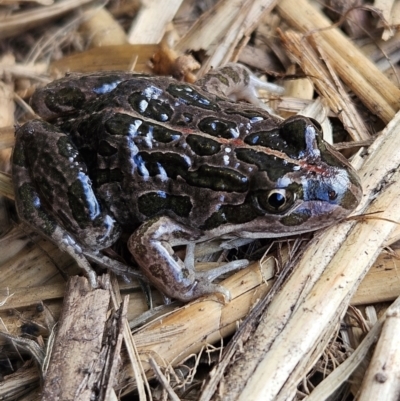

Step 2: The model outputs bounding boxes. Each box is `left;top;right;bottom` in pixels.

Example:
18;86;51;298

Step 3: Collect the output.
357;303;400;400
110;276;150;401
277;0;400;123
127;0;184;44
0;0;97;40
176;0;278;75
0;127;16;150
0;171;13;200
375;0;399;40
131;259;275;371
0;363;39;399
197;109;400;400
79;7;127;47
279;30;370;141
352;251;400;305
50;44;157;75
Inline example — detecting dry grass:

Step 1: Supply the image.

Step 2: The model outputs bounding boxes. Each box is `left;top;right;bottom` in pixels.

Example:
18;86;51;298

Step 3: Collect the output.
1;0;400;400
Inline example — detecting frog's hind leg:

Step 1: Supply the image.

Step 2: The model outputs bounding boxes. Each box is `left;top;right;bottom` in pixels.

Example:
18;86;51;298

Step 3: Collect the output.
128;216;249;302
12;120;121;287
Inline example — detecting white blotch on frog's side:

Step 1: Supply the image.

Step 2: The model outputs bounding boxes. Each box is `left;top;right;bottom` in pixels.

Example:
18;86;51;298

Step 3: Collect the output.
137;161;150;180
305;126;321;158
143;85;163;100
33;194;41;208
126;140;140;174
229;127;239;138
127;135;139;154
157;191;167;198
93;81;121;94
223;155;230;165
225;147;232;153
277;176;292;187
292;165;300;171
159;113;168;122
143;129;154;149
129;120;142;137
77;171;100;220
139;100;148;113
157;163;168;182
182;154;192;167
250;116;264;123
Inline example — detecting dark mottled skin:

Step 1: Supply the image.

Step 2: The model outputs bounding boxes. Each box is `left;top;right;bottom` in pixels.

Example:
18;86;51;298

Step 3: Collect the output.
12;65;363;301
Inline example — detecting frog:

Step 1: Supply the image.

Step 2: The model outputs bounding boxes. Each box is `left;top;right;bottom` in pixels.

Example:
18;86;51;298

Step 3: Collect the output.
12;64;363;302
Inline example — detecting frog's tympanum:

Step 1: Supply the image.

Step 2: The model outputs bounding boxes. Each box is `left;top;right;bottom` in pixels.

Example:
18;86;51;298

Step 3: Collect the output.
12;64;362;302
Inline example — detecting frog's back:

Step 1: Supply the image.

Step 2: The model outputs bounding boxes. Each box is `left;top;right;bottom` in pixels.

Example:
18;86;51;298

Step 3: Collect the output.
59;76;284;228
54;73;361;237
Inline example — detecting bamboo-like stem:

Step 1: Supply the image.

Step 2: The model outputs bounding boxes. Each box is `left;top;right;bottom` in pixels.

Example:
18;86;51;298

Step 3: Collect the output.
277;0;400;122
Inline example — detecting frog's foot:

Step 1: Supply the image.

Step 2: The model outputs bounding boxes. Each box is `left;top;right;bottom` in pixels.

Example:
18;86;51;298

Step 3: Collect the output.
128;216;250;302
53;228;99;288
189;259;250;302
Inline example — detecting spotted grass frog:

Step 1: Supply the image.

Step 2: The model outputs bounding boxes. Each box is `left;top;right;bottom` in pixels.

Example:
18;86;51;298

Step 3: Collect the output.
12;64;362;302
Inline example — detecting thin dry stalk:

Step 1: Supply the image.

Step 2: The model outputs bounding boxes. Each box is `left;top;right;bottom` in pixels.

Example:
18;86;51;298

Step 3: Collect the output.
279;30;370;141
128;0;184;44
133;260;275;367
306;295;400;400
80;7;127;47
109;276;151;401
102;296;129;401
0;0;98;40
177;0;278;75
357;304;400;400
0;171;13;200
198;110;400;400
0;362;39;399
50;44;157;75
0;127;17;150
277;0;400;123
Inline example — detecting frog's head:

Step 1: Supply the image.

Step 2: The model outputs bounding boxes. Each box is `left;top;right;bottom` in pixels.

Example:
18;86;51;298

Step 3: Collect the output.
203;115;363;237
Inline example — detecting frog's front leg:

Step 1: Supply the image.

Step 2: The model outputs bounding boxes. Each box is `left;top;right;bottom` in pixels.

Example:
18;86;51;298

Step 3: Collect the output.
128;216;249;302
12;120;121;287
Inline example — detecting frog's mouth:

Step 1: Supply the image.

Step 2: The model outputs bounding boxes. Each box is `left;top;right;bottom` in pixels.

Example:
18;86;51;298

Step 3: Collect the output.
206;197;359;240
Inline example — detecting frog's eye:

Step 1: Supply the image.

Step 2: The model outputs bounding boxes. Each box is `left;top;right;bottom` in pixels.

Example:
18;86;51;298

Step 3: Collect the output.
258;189;295;213
328;190;338;201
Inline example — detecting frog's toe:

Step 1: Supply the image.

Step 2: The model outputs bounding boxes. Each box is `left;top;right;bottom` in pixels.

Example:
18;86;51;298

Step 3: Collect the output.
188;259;249;302
190;282;232;304
195;259;249;282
